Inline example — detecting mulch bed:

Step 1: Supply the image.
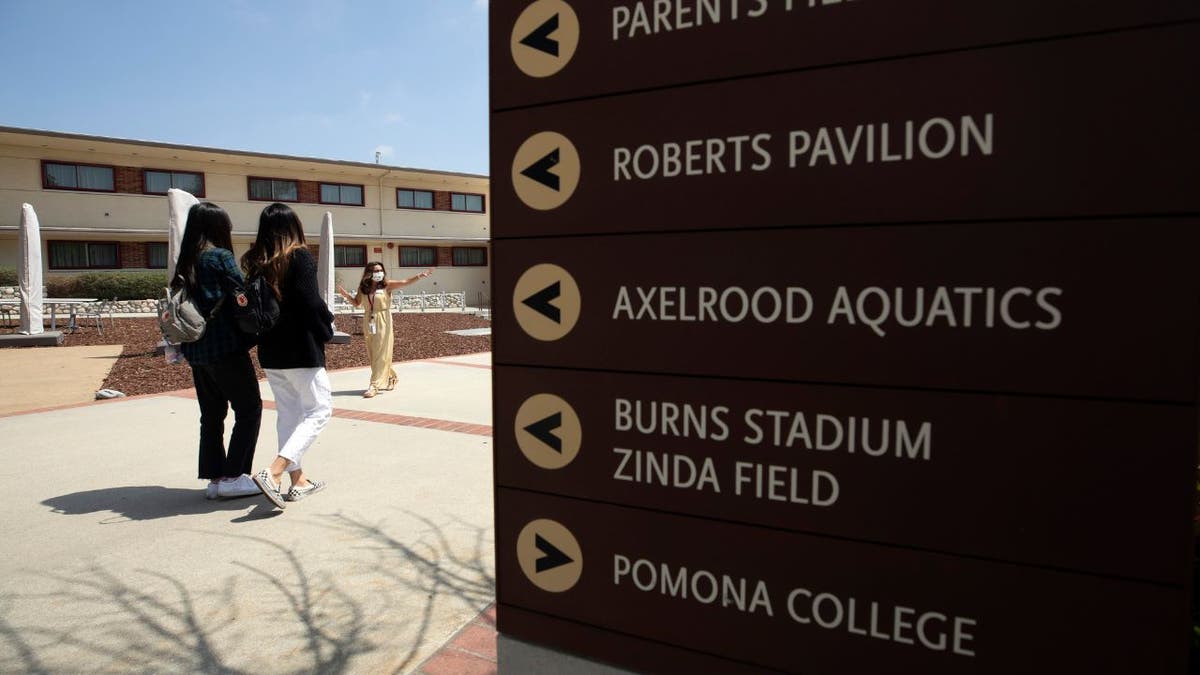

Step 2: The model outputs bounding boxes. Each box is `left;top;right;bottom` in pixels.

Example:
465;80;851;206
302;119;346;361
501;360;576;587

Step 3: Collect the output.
2;313;491;397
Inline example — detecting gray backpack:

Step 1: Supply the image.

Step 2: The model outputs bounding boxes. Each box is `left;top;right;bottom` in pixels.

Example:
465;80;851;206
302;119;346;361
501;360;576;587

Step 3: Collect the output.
157;279;222;343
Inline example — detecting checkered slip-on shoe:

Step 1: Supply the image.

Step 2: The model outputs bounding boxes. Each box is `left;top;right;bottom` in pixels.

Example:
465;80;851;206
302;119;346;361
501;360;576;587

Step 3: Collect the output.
285;479;327;502
252;469;287;509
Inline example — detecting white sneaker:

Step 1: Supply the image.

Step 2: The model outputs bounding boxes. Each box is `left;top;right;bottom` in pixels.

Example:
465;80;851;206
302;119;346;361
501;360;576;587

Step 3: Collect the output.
217;474;260;499
205;482;220;500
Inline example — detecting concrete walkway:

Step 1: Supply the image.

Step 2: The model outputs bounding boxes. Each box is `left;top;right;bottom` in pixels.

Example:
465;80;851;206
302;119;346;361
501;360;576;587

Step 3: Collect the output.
0;344;123;414
0;353;496;674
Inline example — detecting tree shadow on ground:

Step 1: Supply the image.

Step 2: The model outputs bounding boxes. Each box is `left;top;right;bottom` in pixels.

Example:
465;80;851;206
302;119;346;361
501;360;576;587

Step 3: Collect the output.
0;514;493;674
320;510;496;672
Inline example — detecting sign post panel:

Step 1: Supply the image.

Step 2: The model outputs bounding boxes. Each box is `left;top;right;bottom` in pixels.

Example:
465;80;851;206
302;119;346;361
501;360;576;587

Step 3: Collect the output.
492;24;1199;238
495;365;1196;585
494;219;1200;402
497;489;1189;674
493;0;1200;109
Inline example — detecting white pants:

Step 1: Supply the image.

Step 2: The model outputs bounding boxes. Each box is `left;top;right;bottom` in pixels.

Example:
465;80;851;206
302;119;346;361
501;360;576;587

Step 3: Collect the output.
265;367;331;472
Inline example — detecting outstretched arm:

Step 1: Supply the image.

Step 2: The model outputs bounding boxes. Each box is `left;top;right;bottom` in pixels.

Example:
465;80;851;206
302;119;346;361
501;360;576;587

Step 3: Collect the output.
385;268;432;290
336;284;361;307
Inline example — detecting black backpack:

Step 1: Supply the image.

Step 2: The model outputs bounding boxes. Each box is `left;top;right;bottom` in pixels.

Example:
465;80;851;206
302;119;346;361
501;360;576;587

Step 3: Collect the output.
233;274;280;336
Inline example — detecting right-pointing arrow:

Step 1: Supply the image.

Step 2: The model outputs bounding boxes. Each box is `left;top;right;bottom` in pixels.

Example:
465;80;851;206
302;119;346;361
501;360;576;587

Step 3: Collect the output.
520;148;561;192
519;13;559;57
535;533;574;572
523;411;563;453
522;280;561;323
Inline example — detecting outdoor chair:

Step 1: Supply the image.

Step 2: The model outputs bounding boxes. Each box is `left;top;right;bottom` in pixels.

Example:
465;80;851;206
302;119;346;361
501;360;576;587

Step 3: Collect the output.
78;300;115;334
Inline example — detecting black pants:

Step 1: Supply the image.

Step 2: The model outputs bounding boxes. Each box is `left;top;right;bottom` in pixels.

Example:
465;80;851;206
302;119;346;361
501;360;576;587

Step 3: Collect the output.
191;351;262;480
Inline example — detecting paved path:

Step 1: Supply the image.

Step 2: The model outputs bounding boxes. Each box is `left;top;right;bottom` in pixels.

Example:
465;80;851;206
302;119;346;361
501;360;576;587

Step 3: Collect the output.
0;344;123;414
0;353;497;674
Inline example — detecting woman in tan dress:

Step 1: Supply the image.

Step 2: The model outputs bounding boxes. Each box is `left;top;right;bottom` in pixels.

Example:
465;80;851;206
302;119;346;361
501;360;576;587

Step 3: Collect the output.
337;262;432;397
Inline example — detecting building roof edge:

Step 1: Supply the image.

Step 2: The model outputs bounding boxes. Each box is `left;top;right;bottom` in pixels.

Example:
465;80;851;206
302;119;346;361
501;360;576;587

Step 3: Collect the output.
0;125;489;181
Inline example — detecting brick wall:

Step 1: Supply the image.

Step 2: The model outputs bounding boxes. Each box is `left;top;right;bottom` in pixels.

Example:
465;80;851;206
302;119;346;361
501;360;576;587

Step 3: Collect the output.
120;242;147;268
434;191;452;211
437;247;453;266
115;166;142;194
299;180;319;203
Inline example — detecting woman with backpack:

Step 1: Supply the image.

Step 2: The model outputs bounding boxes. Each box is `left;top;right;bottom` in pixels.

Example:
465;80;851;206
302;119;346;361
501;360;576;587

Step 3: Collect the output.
244;203;335;509
173;202;262;500
335;262;432;398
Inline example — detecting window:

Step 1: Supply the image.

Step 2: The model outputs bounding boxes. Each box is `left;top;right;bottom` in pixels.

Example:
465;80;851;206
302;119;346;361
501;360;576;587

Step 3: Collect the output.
145;170;205;196
43;162;115;191
452;247;487;266
248;177;299;201
320;183;364;206
49;241;119;269
400;246;436;267
397;189;434;210
334;245;366;267
450;192;485;213
146;242;168;269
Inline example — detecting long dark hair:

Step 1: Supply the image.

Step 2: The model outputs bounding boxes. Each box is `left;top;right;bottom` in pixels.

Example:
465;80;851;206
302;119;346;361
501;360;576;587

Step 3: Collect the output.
357;261;387;296
242;203;306;300
173;202;234;290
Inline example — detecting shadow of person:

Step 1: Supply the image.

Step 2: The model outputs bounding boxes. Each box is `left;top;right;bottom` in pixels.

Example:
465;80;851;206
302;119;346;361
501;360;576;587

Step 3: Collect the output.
42;486;262;522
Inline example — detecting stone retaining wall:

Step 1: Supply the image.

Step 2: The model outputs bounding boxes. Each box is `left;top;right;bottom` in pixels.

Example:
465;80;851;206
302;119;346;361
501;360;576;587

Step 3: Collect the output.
1;287;471;315
1;287;157;314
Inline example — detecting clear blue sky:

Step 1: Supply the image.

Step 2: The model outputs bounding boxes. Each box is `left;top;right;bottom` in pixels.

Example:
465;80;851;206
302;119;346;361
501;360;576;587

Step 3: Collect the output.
0;0;489;175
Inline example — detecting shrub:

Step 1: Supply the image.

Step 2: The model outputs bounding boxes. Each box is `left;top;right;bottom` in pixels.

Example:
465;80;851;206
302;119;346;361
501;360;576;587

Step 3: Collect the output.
45;275;79;298
71;272;167;300
3;270;165;299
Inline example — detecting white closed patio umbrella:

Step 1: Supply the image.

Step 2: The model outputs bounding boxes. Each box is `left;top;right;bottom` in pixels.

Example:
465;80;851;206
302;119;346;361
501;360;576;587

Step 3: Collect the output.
318;211;335;315
318;211;350;343
17;203;44;335
159;189;198;353
166;188;198;283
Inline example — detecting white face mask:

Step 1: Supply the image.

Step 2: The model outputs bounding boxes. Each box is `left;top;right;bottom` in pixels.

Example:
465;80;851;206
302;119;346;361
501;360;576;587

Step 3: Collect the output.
371;271;384;282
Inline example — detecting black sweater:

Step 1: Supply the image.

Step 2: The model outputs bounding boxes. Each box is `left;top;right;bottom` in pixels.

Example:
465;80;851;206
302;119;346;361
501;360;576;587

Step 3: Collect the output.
256;248;334;369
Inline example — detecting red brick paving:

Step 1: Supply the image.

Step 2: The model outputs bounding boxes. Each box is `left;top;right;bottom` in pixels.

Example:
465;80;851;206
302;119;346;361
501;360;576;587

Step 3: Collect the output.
418;603;498;674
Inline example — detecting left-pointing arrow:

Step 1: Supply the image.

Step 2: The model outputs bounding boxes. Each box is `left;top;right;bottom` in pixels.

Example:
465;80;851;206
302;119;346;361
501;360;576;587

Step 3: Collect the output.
520;148;560;192
523;412;563;453
535;533;574;572
519;13;559;57
522;280;561;323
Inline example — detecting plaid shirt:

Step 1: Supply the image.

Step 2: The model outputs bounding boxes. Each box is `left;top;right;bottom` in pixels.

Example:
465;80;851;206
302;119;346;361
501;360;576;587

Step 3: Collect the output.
179;248;253;366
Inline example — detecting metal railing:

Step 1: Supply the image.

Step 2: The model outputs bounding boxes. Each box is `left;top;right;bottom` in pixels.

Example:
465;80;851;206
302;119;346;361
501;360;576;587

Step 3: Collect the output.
474;291;491;320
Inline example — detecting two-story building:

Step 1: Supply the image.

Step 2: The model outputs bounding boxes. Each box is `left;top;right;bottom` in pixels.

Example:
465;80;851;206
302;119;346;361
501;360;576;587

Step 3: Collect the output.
0;125;490;303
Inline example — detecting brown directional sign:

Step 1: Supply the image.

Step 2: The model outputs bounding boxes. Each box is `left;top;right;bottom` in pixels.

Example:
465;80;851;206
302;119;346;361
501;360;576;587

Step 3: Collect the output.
491;1;1200;671
497;489;1189;674
495;219;1200;402
492;0;1200;109
495;366;1195;585
491;24;1199;238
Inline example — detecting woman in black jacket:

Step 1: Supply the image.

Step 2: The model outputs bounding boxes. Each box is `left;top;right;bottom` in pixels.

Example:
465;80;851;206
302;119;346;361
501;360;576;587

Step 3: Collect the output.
244;203;334;509
173;202;262;500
